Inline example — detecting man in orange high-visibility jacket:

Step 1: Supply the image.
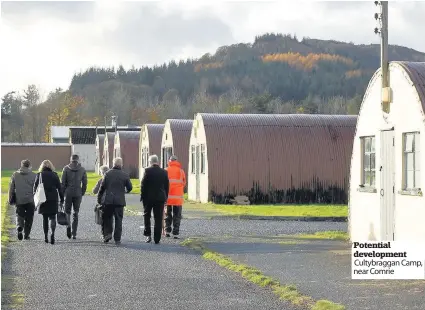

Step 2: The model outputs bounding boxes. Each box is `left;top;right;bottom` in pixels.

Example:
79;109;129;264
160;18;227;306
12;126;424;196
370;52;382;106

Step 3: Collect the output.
165;155;186;239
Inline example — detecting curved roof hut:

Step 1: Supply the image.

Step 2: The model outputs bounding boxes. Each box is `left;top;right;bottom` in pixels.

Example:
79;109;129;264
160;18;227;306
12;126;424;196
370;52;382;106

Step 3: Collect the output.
114;131;141;178
188;113;357;204
95;134;105;174
104;132;116;168
349;62;425;242
161;120;193;176
139;124;164;180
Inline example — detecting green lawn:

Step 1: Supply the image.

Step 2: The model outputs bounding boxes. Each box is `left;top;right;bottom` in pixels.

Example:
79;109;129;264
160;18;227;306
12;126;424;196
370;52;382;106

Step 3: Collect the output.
184;202;348;218
1;170;140;195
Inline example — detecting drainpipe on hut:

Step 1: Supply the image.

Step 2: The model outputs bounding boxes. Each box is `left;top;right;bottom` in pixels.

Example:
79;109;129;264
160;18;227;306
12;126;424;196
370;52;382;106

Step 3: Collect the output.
374;1;391;113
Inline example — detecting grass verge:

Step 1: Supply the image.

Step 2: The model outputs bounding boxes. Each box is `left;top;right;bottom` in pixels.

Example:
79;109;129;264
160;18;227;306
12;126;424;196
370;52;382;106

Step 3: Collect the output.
291;231;349;241
184;202;347;218
1;170;141;195
181;238;345;310
1;194;12;258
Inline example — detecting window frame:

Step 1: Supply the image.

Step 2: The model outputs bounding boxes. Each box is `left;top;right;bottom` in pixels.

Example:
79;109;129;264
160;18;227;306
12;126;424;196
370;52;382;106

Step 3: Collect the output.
403;132;420;190
190;145;196;174
360;136;376;188
200;144;206;174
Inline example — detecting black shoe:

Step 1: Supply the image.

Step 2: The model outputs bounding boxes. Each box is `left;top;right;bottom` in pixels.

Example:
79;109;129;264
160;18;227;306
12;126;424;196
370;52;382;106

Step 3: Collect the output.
173;236;179;240
115;240;121;245
24;235;30;240
145;236;152;243
45;235;49;243
72;236;76;240
154;240;160;244
66;227;72;239
17;227;23;240
103;235;112;243
50;234;55;245
165;233;170;238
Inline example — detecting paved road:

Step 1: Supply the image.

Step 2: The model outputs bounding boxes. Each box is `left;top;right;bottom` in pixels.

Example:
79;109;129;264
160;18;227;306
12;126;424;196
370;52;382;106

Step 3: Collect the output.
204;237;425;310
2;195;345;310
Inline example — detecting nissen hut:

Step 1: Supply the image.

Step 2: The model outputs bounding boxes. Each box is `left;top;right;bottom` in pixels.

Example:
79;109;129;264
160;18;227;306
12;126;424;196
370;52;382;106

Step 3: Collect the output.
160;119;193;175
139;124;164;180
114;131;141;178
95;134;105;174
104;132;116;168
188;113;357;204
349;62;425;242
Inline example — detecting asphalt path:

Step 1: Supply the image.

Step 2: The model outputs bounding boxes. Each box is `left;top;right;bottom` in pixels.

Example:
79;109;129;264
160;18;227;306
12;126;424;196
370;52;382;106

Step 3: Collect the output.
2;195;345;310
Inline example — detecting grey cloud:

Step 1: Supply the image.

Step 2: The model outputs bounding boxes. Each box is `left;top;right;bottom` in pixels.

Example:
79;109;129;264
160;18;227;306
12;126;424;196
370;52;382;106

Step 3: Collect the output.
1;1;95;23
104;3;235;64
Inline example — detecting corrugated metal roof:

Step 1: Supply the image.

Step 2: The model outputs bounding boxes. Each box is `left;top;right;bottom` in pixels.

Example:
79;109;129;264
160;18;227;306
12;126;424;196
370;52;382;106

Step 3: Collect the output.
167;119;193;174
396;62;425;113
198;113;357;204
114;131;141;178
69;127;142;144
145;124;164;156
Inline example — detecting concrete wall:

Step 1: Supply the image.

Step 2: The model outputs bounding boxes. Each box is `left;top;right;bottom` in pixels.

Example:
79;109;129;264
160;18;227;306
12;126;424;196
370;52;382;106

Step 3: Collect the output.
1;144;72;171
72;144;96;171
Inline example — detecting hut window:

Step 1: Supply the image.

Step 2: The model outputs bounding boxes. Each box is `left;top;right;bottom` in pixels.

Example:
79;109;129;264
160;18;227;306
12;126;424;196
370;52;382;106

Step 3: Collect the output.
162;147;173;168
361;136;376;187
201;144;206;174
403;132;420;190
191;145;196;174
142;147;149;168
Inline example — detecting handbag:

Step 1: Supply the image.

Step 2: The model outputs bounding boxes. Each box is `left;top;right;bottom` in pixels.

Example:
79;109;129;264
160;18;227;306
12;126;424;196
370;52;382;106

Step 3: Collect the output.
57;203;69;226
94;204;103;225
34;173;46;208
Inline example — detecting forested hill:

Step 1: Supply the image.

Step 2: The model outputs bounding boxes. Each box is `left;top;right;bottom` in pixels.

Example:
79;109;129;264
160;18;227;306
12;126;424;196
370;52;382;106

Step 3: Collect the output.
67;33;425;124
3;33;425;143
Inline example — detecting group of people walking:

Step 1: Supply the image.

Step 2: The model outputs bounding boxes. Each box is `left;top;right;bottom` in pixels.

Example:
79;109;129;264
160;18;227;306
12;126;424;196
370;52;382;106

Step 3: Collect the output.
7;153;186;246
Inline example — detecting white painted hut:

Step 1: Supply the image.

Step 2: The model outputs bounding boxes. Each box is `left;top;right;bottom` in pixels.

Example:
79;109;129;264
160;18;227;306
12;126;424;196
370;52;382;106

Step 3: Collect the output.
349;62;425;242
95;134;105;174
160;119;193;172
139;124;164;180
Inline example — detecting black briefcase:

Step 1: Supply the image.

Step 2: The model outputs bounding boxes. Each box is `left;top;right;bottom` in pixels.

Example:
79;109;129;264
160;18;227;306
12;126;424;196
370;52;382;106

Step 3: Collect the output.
57;204;69;226
94;205;103;225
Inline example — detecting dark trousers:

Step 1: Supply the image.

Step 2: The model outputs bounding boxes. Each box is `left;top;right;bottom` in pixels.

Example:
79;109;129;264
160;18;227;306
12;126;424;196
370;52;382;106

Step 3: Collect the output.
165;205;182;235
42;214;57;236
16;203;35;237
65;196;82;236
102;205;124;241
143;204;164;243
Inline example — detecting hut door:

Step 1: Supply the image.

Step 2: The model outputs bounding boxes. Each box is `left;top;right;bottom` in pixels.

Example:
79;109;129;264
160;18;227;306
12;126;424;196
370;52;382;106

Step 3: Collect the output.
196;145;200;201
380;129;395;241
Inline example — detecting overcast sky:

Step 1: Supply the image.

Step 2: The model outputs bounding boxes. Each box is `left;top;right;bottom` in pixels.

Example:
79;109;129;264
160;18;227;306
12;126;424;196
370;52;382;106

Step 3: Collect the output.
1;1;424;99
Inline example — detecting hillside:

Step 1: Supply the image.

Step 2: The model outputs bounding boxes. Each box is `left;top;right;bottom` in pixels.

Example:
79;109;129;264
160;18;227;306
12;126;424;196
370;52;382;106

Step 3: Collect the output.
3;33;425;143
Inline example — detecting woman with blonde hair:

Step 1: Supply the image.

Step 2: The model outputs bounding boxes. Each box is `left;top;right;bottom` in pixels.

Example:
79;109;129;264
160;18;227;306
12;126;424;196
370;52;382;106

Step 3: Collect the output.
33;160;64;244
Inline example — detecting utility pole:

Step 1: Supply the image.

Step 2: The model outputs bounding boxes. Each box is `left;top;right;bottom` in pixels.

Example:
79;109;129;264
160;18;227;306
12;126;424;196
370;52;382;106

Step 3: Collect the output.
374;1;391;113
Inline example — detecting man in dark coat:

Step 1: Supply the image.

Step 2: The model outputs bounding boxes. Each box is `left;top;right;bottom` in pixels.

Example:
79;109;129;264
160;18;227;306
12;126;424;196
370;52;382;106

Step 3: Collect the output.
8;159;37;240
97;157;132;244
140;154;169;244
61;154;88;239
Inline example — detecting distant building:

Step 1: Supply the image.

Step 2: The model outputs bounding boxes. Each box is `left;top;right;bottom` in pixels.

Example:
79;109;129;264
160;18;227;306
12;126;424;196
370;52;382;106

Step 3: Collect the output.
50;126;70;143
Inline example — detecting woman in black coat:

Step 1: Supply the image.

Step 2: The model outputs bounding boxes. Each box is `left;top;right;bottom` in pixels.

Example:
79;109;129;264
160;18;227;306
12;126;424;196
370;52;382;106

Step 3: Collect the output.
34;160;64;244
